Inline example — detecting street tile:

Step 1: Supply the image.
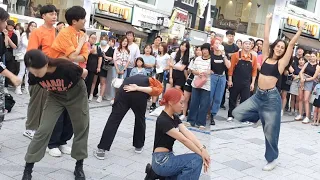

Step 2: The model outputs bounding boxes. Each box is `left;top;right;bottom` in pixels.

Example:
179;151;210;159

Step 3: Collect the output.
245;138;265;145
295;148;317;156
215;167;246;179
223;159;254;171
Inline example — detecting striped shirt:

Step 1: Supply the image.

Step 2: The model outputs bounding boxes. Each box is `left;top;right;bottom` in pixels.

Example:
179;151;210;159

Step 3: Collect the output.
190;56;211;91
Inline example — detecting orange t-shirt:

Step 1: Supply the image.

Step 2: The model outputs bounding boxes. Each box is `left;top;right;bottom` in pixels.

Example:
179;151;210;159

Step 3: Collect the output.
49;26;89;62
228;51;258;77
27;25;56;56
148;77;163;96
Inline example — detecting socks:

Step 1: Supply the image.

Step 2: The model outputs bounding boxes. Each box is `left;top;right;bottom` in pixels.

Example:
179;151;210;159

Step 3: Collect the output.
76;160;83;167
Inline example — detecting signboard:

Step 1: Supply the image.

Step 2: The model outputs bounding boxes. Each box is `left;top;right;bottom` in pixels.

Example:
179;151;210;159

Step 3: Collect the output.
169;8;188;28
284;17;319;39
131;6;168;29
213;19;248;34
157;17;169;28
96;1;132;23
188;29;208;46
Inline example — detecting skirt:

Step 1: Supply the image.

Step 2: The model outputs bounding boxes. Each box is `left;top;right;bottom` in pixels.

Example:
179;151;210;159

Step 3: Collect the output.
313;96;320;107
289;79;300;96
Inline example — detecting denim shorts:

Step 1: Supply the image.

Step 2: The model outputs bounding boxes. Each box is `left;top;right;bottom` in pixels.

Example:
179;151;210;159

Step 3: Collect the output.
304;81;314;92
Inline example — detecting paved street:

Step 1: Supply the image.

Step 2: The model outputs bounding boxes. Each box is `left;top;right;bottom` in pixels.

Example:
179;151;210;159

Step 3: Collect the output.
1;89;320;179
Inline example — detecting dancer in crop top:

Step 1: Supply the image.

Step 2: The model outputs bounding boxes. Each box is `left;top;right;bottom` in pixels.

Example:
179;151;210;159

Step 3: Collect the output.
232;13;305;171
295;52;320;123
144;88;210;180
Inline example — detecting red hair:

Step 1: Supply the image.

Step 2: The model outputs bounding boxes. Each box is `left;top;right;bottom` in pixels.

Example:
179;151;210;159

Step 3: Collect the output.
159;88;183;106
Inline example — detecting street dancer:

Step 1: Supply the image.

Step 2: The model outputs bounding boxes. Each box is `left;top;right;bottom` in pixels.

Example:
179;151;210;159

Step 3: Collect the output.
22;49;89;180
232;13;305;171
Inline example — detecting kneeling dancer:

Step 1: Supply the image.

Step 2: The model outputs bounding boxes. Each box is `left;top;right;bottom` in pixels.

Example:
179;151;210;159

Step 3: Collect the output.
22;50;89;180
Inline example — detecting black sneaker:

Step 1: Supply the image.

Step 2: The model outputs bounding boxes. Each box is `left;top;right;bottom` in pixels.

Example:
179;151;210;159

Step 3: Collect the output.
144;163;165;180
210;115;215;125
149;104;156;113
74;166;85;180
22;169;32;180
220;105;226;110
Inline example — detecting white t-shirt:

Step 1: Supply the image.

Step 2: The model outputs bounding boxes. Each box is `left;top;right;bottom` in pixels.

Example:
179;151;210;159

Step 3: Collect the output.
190;56;211;91
156;53;171;70
128;43;140;68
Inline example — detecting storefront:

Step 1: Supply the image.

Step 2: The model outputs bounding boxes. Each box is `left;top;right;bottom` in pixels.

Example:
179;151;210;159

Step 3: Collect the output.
92;0;147;44
131;5;169;45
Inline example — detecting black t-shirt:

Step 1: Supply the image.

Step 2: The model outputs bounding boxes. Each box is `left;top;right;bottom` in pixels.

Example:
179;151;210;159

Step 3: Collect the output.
29;61;83;91
211;54;226;75
86;46;103;72
223;42;239;60
0;32;6;62
7;33;18;53
153;111;182;152
103;47;115;66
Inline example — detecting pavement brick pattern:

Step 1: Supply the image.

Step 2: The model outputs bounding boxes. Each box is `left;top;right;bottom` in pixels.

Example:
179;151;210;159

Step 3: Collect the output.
1;91;320;179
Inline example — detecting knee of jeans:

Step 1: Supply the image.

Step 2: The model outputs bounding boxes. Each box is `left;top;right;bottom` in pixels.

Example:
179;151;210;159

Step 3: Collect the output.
191;154;203;168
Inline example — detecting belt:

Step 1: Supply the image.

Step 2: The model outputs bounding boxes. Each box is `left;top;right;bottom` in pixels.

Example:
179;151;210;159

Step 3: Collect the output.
258;86;277;92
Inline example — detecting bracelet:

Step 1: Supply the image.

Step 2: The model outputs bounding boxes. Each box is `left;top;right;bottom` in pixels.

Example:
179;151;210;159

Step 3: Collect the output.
200;145;206;151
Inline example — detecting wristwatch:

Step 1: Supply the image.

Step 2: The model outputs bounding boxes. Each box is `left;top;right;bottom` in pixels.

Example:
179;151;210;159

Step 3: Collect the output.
200;145;206;151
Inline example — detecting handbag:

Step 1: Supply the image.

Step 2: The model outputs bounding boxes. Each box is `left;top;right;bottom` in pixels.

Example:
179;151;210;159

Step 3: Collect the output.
112;74;124;88
285;75;293;86
102;60;111;71
194;74;208;88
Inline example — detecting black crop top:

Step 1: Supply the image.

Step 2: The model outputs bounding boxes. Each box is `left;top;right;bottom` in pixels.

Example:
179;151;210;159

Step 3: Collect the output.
260;59;281;79
304;63;317;77
153;111;182;152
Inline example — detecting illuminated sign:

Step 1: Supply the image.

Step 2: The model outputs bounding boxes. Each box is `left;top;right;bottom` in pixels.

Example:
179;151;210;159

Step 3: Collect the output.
96;1;132;23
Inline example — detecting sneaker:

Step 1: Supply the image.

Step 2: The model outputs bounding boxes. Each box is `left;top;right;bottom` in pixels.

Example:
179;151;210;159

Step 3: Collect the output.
110;99;115;105
198;126;206;130
88;94;93;101
93;149;105;160
23;130;35;139
4;88;8;94
262;160;277;171
302;117;310;124
15;88;22;95
96;96;103;103
135;147;144;154
281;110;283;117
74;165;85;180
210;115;215;125
59;145;71;155
184;122;191;127
22;169;32;180
23;88;29;95
48;148;62;157
220;105;226;110
149;104;156;113
252;120;262;128
179;115;186;121
227;117;233;122
294;114;303;121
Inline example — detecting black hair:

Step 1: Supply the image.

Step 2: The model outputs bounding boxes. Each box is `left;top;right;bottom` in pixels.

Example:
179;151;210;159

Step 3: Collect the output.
174;41;190;66
126;31;135;37
236;39;242;44
311;51;317;56
268;39;288;61
40;5;58;16
89;33;96;38
0;7;9;21
256;39;263;44
57;22;65;26
297;46;304;51
26;21;37;39
155;36;162;41
80;29;86;33
226;30;235;36
249;38;255;49
25;49;81;71
201;43;211;52
65;6;86;25
135;57;145;68
144;44;153;55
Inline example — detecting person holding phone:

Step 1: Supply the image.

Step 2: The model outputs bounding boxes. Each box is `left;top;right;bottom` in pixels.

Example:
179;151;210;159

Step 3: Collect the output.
209;39;231;125
145;88;210;180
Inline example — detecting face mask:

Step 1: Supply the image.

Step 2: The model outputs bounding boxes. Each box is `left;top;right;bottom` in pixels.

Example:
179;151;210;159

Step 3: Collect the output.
101;40;108;46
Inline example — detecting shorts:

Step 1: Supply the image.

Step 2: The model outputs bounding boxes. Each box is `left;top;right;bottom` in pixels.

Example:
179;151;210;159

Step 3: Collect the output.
168;70;186;87
281;76;291;92
184;85;192;92
304;81;315;92
289;79;299;95
99;69;108;77
313;96;320;107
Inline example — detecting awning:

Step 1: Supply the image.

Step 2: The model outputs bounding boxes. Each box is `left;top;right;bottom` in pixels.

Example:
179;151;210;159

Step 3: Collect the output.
94;17;148;38
283;32;320;51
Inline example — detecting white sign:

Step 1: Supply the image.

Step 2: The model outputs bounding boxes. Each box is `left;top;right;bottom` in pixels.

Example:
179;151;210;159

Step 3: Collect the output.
132;6;167;26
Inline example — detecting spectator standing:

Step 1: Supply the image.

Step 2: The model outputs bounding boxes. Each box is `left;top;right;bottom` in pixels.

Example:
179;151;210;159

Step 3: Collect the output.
126;31;140;77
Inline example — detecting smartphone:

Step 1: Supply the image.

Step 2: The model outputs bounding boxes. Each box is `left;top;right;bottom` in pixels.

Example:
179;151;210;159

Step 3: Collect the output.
218;45;224;51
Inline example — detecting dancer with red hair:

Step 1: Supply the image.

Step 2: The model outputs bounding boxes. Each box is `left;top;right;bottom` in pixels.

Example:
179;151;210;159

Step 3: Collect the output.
145;88;210;180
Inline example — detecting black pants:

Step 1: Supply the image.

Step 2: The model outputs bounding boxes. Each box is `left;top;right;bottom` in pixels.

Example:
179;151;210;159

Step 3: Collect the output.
97;91;148;151
48;109;73;149
85;71;100;98
228;84;250;117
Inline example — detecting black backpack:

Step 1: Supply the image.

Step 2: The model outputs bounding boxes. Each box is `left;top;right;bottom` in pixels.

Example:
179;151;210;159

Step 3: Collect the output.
5;93;15;113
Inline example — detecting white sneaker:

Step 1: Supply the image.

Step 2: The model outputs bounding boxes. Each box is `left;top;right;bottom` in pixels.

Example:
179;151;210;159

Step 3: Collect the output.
96;96;103;103
252;120;262;128
179;115;186;121
23;88;29;94
302;117;310;124
262;160;277;171
15;88;22;95
48;148;62;157
88;94;93;101
59;145;71;155
281;110;283;117
135;147;144;154
294;114;303;121
227;117;233;121
23;130;35;139
4;88;8;94
110;99;115;105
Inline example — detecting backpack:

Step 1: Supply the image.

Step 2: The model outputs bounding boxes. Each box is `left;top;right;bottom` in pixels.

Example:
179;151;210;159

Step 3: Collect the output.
5;93;15;113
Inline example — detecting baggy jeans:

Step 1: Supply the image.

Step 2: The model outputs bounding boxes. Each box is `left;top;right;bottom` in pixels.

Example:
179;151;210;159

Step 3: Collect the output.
152;152;203;180
210;74;226;116
25;80;90;163
232;87;281;162
187;88;210;126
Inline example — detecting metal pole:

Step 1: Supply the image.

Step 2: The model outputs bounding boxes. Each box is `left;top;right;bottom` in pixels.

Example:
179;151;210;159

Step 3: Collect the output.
91;2;96;27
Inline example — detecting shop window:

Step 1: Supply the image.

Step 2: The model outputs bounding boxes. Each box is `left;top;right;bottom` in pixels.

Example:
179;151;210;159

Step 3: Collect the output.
289;0;317;13
181;0;195;7
137;0;157;6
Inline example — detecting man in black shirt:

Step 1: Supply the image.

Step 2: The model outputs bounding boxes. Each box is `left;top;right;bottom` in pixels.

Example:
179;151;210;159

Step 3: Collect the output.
221;30;239;109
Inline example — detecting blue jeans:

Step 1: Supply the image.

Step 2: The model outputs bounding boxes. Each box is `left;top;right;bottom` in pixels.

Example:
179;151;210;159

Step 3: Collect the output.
210;74;226;116
126;68;133;78
232;87;281;162
152;152;203;180
187;88;210;126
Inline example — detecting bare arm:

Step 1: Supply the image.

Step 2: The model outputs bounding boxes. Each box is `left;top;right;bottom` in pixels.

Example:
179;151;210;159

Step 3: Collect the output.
224;56;231;68
81;68;88;79
179;124;205;150
262;13;272;62
5;35;17;49
306;65;320;82
299;63;308;80
97;57;102;70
